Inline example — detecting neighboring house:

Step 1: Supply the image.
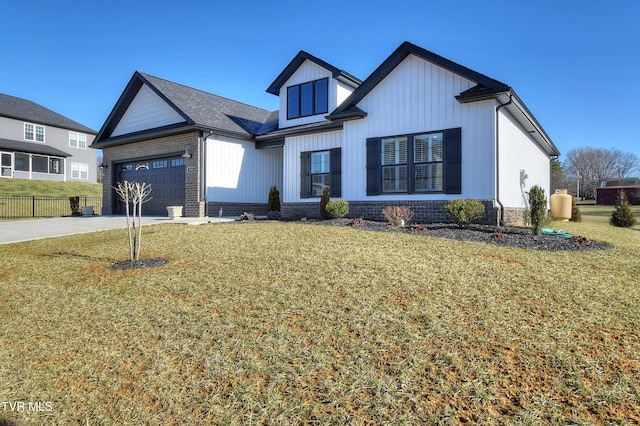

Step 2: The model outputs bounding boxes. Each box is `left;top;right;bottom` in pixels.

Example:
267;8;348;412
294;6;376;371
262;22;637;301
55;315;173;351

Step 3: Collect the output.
596;179;640;205
91;41;560;224
0;94;98;183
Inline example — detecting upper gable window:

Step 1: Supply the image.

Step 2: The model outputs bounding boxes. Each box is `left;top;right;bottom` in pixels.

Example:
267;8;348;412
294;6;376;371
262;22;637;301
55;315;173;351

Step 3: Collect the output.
25;123;45;142
287;78;328;120
69;132;87;149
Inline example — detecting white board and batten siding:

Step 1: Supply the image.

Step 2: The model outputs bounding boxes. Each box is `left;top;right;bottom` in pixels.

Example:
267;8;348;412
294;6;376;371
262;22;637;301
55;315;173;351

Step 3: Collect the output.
498;109;551;209
341;55;497;201
278;61;356;129
111;85;184;137
205;135;283;203
282;130;342;203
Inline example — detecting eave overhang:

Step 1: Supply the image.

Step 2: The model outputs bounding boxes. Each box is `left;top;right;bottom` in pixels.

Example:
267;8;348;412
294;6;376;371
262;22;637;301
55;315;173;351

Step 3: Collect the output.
90;123;254;150
457;89;560;157
254;120;343;142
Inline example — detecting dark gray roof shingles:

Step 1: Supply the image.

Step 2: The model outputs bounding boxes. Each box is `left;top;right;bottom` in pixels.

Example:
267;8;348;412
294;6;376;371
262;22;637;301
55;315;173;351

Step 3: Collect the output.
0;93;96;134
0;137;72;157
139;73;276;137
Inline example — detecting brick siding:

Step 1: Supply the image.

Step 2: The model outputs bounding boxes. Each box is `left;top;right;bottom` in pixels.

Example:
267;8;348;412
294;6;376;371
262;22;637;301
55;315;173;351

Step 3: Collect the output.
101;132;201;216
282;200;504;225
207;202;269;217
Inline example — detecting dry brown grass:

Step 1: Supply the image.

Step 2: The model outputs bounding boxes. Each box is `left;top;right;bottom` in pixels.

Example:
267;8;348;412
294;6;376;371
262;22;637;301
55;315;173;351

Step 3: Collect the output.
0;208;639;424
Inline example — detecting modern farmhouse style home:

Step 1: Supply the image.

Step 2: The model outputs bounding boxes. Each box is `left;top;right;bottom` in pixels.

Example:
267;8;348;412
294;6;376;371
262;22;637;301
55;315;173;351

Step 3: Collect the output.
91;41;559;224
0;94;98;182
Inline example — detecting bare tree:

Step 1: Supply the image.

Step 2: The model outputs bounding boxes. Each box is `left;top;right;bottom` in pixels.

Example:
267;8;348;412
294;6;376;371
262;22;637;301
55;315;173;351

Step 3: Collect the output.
563;147;639;199
113;181;152;261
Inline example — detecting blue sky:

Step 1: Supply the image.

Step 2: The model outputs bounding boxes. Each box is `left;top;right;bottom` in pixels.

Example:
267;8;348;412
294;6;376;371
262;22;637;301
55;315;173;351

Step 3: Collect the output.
1;0;639;163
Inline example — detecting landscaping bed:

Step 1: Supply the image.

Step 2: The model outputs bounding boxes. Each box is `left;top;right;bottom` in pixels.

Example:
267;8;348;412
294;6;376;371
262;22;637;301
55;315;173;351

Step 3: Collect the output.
302;218;610;251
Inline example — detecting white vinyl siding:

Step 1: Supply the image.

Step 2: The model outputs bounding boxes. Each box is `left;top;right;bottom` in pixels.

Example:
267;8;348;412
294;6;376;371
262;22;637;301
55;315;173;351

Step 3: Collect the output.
279;61;353;129
341;55;496;201
111;85;184;137
205;136;282;203
283;130;342;202
498;108;551;209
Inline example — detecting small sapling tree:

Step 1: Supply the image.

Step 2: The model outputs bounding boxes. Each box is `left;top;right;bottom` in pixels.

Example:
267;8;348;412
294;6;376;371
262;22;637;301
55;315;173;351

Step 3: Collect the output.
114;181;152;261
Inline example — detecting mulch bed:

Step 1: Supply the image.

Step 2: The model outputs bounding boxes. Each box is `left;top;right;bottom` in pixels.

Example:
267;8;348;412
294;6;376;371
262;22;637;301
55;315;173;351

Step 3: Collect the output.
110;257;168;271
303;218;610;252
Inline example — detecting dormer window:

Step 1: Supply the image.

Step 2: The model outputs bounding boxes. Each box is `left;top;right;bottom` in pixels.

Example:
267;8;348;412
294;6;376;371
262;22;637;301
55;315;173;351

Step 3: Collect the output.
287;78;328;119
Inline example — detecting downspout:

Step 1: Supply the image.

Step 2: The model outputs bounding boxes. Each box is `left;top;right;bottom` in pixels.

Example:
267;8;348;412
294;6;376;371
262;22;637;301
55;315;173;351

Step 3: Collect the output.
495;94;513;226
200;131;211;217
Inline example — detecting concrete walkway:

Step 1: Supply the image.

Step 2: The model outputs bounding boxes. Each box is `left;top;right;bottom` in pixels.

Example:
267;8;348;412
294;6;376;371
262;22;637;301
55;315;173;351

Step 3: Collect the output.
0;215;235;245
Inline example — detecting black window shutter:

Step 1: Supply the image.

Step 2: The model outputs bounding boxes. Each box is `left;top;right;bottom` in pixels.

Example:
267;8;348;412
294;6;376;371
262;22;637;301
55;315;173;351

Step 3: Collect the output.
300;151;311;198
330;148;341;197
366;138;381;196
444;127;462;194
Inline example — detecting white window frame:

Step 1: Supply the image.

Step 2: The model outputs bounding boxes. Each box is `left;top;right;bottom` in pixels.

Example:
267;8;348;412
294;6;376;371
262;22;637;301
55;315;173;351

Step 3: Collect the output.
69;131;87;149
24;123;45;142
71;162;89;179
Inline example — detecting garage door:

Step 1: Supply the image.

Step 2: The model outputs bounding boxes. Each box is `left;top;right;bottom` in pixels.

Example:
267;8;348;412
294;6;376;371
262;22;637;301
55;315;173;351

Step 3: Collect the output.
117;157;185;216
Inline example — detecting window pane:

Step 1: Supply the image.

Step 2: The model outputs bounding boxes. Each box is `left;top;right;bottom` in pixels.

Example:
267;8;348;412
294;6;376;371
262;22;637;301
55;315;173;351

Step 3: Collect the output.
15;153;29;171
314;79;328;114
300;82;314;116
25;123;34;140
36;126;45;142
381;137;407;165
382;165;407;192
69;132;77;148
311;174;330;196
415;133;443;162
287;85;300;119
311;151;329;174
415;163;443;192
33;156;48;173
78;134;86;149
171;158;185;167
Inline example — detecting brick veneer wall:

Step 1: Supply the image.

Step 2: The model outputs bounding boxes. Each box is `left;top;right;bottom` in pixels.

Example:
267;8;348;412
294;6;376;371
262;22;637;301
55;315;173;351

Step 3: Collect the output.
282;200;503;225
207;202;269;218
100;131;201;216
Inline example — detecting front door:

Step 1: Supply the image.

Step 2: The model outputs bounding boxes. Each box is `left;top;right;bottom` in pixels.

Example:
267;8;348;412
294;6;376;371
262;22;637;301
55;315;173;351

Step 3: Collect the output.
0;152;12;177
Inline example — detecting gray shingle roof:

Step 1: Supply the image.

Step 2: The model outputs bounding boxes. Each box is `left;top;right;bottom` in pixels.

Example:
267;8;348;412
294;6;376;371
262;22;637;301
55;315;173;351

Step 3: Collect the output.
0;137;71;157
92;72;278;146
0;93;96;134
139;73;277;135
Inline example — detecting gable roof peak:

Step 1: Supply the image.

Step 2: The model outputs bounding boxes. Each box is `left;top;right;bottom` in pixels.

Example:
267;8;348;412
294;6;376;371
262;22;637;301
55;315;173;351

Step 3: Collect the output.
266;50;362;96
328;41;511;120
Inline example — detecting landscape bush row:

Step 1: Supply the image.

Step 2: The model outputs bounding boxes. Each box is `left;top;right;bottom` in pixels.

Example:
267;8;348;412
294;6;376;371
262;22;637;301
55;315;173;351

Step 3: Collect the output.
264;185;636;230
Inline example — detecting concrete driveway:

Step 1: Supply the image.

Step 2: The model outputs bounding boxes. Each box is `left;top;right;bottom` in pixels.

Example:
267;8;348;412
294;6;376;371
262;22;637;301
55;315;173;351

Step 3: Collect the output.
0;215;231;244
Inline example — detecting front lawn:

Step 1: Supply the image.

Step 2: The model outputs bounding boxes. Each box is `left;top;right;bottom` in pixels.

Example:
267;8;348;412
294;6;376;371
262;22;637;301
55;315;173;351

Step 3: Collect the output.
0;209;638;424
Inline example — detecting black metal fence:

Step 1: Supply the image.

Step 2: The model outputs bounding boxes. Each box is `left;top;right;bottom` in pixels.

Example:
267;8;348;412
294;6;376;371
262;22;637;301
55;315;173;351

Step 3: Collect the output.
0;196;103;219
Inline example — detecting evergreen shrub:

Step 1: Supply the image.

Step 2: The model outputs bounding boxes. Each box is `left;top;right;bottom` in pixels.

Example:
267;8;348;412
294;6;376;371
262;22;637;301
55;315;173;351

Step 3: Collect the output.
320;187;330;219
325;200;349;218
268;186;281;212
610;190;637;228
528;185;548;235
442;198;485;228
570;196;582;222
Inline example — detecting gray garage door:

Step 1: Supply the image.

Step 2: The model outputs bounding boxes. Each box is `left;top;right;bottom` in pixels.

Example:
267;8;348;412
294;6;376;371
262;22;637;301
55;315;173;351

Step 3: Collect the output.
116;157;185;216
